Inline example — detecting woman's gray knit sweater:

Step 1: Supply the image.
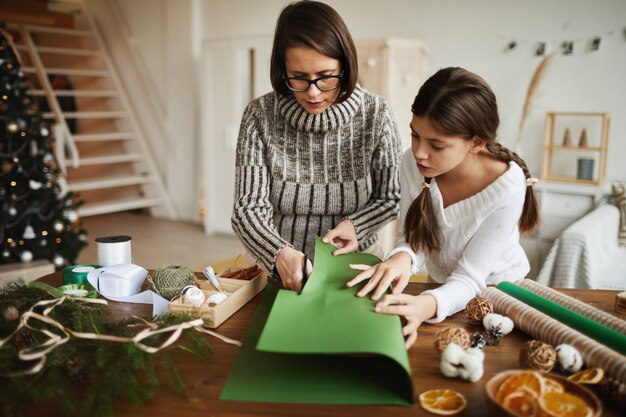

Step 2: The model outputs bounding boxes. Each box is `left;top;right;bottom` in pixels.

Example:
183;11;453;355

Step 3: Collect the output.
231;86;402;273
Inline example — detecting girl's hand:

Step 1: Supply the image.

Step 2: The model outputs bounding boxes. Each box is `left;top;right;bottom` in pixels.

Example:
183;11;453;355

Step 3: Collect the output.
322;220;357;255
346;252;412;300
375;293;437;349
275;247;312;292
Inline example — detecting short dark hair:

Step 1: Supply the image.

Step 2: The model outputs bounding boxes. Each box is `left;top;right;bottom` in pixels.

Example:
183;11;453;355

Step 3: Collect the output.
269;1;358;103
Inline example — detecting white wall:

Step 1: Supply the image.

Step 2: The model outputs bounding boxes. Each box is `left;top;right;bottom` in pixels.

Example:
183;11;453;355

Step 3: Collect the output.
107;0;201;220
117;0;626;222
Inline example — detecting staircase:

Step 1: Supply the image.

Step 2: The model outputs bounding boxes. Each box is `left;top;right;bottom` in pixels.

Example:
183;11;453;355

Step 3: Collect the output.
4;17;177;219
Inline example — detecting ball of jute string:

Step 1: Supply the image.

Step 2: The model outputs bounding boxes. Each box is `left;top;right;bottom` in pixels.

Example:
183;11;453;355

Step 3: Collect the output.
465;297;493;325
435;327;471;353
519;340;557;372
148;264;195;300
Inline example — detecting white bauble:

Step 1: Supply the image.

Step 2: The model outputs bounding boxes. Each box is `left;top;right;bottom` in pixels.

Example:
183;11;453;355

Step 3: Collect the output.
53;254;64;267
20;250;33;262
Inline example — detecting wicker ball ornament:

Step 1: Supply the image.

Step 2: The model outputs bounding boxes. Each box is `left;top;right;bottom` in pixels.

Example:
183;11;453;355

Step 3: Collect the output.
435;327;471;353
465;297;493;325
519;340;557;372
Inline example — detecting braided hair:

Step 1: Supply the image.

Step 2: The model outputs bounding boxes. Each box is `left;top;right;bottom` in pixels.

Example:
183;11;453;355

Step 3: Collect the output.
405;67;540;253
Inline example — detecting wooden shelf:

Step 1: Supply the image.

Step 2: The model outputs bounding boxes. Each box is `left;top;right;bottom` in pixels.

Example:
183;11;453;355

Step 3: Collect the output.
550;145;602;151
541;112;610;186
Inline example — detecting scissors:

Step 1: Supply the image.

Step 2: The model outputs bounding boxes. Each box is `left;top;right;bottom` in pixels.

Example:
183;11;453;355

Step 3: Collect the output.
299;255;309;295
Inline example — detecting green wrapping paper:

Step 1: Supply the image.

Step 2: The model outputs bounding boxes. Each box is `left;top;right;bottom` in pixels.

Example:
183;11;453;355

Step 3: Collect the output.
220;238;413;405
497;281;626;355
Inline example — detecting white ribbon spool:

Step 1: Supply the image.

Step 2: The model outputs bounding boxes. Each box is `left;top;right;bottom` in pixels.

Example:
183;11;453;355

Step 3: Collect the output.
96;235;132;266
87;264;169;316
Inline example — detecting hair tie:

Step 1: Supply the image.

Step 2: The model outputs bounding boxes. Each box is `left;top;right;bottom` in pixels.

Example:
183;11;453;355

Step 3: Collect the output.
525;177;539;187
420;181;430;189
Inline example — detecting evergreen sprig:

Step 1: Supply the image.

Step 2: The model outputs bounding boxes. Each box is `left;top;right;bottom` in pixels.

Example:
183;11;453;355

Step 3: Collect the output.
0;283;212;417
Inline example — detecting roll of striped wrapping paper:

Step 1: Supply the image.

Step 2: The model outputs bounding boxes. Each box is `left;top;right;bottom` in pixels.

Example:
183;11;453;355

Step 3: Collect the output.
496;281;626;355
482;286;626;388
518;279;626;335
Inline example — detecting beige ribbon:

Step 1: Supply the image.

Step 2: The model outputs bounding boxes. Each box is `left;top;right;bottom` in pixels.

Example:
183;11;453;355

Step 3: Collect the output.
0;296;241;377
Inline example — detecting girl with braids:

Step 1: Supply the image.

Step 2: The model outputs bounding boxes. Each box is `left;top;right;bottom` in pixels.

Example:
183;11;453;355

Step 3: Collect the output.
347;67;540;348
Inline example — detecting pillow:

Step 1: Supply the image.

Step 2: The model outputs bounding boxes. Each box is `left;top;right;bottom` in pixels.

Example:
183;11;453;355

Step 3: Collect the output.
612;182;626;246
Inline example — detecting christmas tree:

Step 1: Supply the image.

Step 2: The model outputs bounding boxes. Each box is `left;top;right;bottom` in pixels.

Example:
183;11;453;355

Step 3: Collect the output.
1;25;86;269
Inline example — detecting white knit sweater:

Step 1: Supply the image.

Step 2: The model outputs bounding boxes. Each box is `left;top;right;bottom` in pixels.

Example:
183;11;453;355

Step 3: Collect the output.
232;87;402;273
387;150;530;322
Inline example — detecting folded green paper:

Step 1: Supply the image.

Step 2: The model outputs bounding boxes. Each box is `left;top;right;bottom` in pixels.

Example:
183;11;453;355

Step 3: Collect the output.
220;237;414;405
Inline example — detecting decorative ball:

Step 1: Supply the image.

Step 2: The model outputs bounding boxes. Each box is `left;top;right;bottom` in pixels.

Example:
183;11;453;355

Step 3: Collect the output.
40;239;47;247
29;180;42;190
1;162;12;173
78;233;86;241
53;220;64;233
3;306;19;321
555;344;584;374
2;250;10;258
149;264;195;300
20;250;33;262
435;327;471;353
465;297;493;325
6;121;18;133
519;340;557;372
64;209;78;222
53;254;65;267
8;206;17;216
40;126;49;137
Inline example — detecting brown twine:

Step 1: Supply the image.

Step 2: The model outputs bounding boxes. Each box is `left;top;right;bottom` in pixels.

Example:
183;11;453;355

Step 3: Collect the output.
465;297;494;325
519;340;557;372
0;296;241;377
435;327;470;353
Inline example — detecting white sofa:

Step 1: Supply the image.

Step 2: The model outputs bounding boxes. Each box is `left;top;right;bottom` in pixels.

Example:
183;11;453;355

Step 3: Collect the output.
537;204;626;289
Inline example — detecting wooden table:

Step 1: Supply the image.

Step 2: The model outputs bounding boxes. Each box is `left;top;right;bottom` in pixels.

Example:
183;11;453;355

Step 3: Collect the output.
37;273;622;416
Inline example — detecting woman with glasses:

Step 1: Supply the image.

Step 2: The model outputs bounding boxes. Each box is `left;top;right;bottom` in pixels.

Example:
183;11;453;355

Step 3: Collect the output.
231;1;402;292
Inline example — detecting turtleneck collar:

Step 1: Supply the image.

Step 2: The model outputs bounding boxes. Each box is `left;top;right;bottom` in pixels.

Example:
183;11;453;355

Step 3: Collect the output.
277;86;364;133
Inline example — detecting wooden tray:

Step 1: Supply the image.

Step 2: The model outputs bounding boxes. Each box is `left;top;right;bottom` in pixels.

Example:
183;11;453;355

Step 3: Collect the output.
168;269;267;328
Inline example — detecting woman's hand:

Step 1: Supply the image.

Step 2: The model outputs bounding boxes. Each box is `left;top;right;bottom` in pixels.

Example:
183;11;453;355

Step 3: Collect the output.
375;294;437;349
322;220;358;255
274;247;312;292
346;252;412;300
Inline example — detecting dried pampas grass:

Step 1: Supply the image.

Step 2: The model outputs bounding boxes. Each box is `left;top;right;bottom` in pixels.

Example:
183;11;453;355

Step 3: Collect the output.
515;52;556;149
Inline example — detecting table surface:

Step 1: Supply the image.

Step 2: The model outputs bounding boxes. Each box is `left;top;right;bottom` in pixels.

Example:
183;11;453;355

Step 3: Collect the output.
37;273;622;417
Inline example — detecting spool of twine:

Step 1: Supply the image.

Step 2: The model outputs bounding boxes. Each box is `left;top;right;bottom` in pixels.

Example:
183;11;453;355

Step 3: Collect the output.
148;264;195;300
519;340;557;372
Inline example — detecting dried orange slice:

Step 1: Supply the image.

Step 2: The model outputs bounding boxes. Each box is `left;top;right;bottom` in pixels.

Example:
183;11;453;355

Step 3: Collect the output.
538;391;592;417
502;387;539;417
567;368;604;385
496;371;545;403
419;389;467;415
543;377;565;393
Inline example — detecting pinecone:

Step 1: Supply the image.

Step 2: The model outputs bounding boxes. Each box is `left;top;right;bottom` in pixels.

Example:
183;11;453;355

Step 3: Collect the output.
63;356;89;386
14;331;34;349
484;327;503;346
470;331;487;349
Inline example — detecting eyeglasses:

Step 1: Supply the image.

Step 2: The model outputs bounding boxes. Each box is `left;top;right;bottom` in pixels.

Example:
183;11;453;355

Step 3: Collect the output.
284;72;343;92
